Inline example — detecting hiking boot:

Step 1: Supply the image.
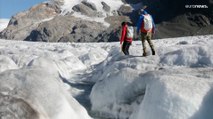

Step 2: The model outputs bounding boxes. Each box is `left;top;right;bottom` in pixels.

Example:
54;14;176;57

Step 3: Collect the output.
143;52;147;57
152;49;155;55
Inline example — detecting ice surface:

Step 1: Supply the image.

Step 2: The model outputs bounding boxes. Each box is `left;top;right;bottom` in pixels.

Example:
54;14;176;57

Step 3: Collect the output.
90;35;213;119
0;35;212;119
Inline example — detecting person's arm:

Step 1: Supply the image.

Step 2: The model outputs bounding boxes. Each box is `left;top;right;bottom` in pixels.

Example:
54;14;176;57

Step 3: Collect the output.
120;25;127;44
136;15;144;34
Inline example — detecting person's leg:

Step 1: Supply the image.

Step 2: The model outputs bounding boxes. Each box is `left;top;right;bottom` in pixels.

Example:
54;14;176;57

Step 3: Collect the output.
122;41;128;55
141;33;147;56
147;32;155;55
125;42;131;55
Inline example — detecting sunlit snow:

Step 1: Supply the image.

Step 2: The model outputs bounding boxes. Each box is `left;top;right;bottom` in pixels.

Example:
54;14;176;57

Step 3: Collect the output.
60;0;124;27
0;19;9;32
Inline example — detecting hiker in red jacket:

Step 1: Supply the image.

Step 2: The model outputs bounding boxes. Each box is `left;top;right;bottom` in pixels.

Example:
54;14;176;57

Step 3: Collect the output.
120;22;133;55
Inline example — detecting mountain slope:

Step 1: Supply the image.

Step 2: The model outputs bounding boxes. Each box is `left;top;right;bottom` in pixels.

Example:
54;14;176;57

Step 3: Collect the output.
0;0;213;42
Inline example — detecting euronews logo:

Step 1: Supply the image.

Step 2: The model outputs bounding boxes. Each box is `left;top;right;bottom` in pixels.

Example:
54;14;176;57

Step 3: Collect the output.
185;5;208;9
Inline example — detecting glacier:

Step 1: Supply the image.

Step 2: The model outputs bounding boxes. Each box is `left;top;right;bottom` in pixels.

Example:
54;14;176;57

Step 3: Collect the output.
0;34;212;119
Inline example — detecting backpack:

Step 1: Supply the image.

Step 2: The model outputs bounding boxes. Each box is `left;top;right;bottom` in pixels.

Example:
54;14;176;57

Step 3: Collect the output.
143;14;153;31
126;26;134;38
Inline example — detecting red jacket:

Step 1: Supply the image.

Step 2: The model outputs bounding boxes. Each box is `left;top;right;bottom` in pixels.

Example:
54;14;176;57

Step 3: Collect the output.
120;24;133;44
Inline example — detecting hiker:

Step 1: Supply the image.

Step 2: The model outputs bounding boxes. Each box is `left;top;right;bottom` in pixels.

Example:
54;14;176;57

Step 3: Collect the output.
120;22;133;55
137;9;156;56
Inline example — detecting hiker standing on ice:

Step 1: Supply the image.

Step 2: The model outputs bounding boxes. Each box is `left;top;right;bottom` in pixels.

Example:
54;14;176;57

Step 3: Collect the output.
120;22;133;55
137;9;156;56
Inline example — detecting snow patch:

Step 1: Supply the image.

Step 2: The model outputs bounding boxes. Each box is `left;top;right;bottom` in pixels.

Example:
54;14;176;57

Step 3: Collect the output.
0;19;9;32
60;0;123;26
61;0;123;14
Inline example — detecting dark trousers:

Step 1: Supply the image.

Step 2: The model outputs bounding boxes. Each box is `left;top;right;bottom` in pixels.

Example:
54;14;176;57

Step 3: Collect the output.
122;41;131;55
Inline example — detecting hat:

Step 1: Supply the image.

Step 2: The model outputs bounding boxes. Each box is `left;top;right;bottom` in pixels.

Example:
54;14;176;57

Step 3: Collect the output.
121;21;127;26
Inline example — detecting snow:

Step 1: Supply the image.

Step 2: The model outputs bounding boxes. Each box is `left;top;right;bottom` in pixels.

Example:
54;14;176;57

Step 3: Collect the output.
60;0;124;26
72;12;111;27
0;35;212;119
0;41;92;119
0;68;91;119
89;35;213;118
0;19;9;32
61;0;123;14
86;0;123;12
61;0;81;14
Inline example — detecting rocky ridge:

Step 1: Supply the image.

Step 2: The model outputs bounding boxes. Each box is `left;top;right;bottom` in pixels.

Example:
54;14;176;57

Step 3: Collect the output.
0;0;213;42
